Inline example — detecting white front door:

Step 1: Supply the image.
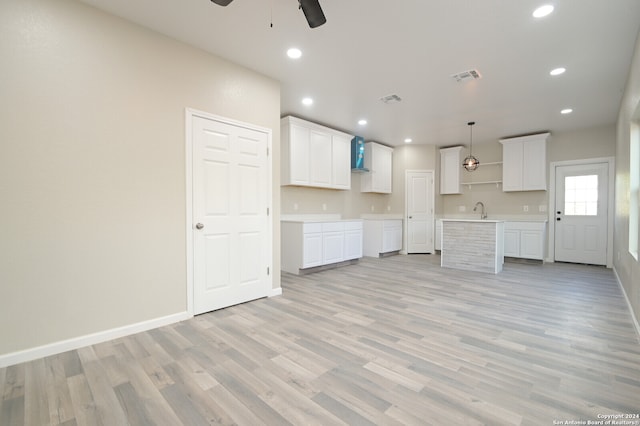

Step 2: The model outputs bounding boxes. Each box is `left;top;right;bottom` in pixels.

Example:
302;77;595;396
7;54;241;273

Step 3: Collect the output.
554;162;608;265
191;114;270;314
406;170;434;253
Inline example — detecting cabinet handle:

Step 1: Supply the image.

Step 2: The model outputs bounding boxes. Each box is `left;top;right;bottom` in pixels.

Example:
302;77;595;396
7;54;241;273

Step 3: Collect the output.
195;223;204;230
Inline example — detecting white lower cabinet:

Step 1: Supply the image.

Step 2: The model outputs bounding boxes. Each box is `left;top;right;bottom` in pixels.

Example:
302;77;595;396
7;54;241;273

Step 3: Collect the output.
503;221;546;260
282;220;362;274
363;219;403;257
344;221;364;260
321;222;345;265
435;220;442;250
301;224;322;268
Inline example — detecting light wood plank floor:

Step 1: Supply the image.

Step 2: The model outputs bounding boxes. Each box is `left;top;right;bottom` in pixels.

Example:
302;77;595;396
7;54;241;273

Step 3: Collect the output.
2;255;639;425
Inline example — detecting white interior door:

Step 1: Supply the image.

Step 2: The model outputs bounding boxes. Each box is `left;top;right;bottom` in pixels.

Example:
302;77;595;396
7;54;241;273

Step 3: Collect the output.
192;115;270;314
406;170;434;253
554;162;608;265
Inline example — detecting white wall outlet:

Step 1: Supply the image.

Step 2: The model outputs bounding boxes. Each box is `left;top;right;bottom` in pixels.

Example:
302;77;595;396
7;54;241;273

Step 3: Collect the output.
293;203;299;211
371;205;375;212
322;203;327;211
387;205;391;211
458;205;466;212
538;205;547;212
523;205;529;212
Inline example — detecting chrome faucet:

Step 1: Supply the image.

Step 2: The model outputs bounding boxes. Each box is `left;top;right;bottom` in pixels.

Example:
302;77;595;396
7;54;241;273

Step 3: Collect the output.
473;201;487;219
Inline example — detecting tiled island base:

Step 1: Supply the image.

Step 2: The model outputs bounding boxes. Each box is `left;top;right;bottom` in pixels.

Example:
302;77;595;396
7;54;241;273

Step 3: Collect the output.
441;219;505;274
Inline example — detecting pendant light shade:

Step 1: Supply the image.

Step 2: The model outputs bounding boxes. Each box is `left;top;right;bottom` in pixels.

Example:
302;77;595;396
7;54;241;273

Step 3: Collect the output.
463;121;480;171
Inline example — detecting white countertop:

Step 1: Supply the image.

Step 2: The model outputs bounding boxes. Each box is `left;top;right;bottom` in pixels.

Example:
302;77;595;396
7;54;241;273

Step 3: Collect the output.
441;219;504;223
436;214;547;223
281;214;363;223
360;214;404;220
281;213;404;223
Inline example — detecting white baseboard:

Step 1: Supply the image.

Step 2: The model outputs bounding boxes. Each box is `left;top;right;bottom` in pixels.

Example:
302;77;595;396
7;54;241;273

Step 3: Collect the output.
0;311;191;368
269;287;282;297
613;266;640;341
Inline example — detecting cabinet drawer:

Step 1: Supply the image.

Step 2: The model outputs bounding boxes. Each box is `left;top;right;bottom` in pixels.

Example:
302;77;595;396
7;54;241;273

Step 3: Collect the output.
303;223;322;234
344;220;363;230
383;219;402;229
504;221;546;231
322;222;345;233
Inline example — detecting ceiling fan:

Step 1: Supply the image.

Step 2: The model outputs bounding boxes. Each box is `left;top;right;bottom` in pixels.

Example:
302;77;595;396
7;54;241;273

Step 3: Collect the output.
210;0;327;28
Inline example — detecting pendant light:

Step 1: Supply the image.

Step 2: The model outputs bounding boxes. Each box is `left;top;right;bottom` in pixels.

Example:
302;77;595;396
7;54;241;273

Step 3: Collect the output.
463;121;480;171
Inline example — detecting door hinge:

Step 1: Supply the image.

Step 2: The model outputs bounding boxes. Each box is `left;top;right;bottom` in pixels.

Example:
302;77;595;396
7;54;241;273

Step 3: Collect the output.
267;207;270;216
267;267;270;275
267;147;269;156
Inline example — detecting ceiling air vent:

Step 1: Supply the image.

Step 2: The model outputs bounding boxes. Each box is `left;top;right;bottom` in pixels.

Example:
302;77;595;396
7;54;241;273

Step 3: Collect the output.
380;94;402;104
451;69;482;83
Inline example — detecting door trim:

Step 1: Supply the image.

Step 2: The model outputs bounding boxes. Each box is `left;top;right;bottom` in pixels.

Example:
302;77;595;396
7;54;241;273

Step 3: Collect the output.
185;108;273;316
547;157;614;267
404;169;435;254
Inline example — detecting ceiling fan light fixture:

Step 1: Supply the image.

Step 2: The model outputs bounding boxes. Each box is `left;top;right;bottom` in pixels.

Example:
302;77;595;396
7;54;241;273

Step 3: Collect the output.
463;121;480;172
299;0;327;28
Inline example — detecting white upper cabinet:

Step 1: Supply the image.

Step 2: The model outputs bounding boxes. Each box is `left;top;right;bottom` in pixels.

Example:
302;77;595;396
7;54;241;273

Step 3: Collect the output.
331;133;351;190
500;133;549;191
309;129;332;187
281;116;352;190
439;146;463;194
361;142;393;193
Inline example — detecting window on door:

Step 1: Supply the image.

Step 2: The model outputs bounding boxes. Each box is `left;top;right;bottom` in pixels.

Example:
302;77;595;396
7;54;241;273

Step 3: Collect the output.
564;175;598;216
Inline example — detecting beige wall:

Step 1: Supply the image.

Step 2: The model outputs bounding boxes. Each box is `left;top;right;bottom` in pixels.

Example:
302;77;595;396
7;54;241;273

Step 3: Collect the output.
0;0;280;356
280;143;437;218
614;30;640;327
437;124;616;218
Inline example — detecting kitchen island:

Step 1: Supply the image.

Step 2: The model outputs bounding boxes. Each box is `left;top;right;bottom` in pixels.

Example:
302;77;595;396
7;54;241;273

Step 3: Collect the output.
441;219;505;274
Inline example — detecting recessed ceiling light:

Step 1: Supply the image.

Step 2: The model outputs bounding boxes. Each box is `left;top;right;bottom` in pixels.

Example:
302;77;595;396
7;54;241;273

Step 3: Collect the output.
404;138;413;143
561;108;573;114
287;48;302;59
302;97;313;106
358;119;367;126
533;4;554;18
550;67;566;76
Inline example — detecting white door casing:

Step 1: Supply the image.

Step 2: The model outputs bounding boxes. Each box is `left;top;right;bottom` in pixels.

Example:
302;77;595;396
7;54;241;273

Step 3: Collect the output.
186;109;272;315
405;170;435;253
552;161;610;266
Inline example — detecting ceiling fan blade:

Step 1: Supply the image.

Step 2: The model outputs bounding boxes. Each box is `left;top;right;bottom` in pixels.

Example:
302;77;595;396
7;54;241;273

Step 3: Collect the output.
299;0;326;28
210;0;234;6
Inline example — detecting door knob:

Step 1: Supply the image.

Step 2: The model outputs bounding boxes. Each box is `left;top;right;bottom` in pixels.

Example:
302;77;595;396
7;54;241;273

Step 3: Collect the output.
409;216;413;219
195;223;204;230
556;218;561;221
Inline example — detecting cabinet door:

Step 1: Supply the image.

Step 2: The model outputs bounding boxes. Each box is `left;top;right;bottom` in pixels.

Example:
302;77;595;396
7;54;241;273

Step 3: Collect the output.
309;130;332;187
502;142;523;192
520;230;544;259
288;123;311;185
503;229;520;257
522;139;546;190
435;220;442;250
322;231;345;264
302;232;322;268
382;221;402;252
362;142;393;193
374;145;393;193
332;134;351;190
344;229;363;260
440;147;462;194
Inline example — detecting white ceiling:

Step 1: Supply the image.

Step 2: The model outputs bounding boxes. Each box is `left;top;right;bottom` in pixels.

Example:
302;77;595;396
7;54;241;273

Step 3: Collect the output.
79;0;640;146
